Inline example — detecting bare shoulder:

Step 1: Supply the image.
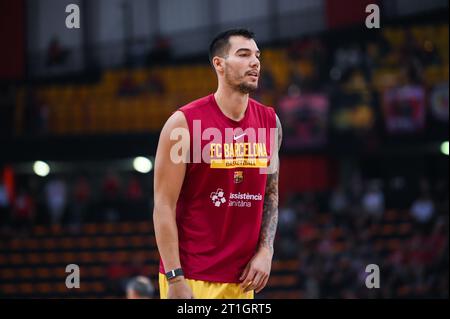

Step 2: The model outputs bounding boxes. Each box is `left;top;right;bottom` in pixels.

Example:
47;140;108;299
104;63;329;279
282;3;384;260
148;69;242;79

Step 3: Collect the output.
157;111;189;154
162;111;188;132
155;111;189;169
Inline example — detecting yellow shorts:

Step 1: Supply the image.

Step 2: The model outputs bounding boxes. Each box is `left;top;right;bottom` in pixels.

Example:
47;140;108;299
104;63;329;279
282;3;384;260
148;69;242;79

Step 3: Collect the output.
158;273;254;299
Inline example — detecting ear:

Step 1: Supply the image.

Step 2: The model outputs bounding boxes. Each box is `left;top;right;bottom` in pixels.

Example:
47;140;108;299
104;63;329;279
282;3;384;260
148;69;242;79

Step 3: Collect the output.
212;56;225;74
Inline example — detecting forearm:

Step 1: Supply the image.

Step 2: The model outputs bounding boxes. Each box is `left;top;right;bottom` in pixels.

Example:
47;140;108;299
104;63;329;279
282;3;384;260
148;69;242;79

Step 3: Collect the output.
258;114;282;256
153;204;182;271
258;172;279;256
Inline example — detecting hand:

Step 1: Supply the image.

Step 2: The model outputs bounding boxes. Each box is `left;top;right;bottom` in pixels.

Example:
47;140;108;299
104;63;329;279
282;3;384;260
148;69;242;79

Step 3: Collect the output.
167;277;195;299
239;247;273;294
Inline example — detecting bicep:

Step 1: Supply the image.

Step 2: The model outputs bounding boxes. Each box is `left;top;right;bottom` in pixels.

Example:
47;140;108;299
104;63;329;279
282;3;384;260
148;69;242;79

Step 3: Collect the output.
276;114;282;151
265;114;282;196
154;111;189;211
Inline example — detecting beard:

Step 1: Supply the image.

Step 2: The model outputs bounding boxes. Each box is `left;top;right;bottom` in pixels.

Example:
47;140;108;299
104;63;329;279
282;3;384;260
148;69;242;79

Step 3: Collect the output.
237;82;258;94
225;68;258;94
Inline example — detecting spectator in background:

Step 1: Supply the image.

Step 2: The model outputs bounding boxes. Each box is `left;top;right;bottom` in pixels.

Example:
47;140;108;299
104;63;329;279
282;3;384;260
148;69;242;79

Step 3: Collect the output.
126;276;155;299
278;84;301;143
106;253;135;296
106;253;145;296
348;173;364;215
103;172;120;198
410;191;435;226
125;175;144;220
0;182;11;235
11;188;35;235
126;176;143;202
277;205;298;259
102;172;121;222
69;176;91;231
45;178;67;226
362;180;385;220
329;185;349;216
278;206;297;235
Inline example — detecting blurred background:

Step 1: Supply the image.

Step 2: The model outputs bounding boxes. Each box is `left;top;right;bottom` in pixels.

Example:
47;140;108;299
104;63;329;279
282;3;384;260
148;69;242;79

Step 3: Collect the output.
0;0;448;299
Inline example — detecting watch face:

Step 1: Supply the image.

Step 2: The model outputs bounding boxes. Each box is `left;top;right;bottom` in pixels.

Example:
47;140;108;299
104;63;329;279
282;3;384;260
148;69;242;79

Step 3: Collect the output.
166;269;182;279
166;270;175;279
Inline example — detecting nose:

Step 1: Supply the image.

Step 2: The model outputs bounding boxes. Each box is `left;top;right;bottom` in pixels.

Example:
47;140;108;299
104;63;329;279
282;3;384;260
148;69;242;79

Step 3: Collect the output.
250;55;260;68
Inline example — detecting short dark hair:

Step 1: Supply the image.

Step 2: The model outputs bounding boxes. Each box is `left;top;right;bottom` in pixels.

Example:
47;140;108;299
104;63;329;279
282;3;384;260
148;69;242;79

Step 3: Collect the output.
127;276;154;298
208;29;255;64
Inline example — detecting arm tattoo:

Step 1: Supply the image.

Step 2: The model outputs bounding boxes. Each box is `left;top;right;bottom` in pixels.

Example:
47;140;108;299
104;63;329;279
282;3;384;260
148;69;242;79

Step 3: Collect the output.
259;115;282;255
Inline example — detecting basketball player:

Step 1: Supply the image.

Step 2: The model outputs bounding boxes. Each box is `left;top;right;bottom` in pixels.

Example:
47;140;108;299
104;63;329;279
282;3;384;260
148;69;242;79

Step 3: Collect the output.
153;29;282;299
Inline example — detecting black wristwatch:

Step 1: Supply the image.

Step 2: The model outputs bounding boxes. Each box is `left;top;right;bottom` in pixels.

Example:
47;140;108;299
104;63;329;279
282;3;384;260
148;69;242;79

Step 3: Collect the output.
165;268;184;281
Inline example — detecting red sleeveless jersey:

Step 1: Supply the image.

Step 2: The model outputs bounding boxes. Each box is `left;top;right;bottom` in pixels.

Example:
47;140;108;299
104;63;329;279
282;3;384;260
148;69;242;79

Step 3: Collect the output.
159;94;277;283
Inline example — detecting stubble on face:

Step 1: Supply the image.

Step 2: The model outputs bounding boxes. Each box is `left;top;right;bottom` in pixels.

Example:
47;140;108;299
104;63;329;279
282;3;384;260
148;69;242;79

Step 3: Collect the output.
224;64;258;94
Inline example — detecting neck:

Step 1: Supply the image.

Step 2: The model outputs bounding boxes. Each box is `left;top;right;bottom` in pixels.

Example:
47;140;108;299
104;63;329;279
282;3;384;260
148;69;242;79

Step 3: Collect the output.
214;83;249;122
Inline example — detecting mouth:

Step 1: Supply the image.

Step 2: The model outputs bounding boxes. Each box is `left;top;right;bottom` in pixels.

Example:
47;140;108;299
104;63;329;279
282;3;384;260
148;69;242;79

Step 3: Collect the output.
246;71;259;79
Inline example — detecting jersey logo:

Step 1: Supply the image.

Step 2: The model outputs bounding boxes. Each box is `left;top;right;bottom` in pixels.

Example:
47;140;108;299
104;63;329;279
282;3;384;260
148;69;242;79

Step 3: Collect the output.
234;171;243;184
233;132;247;140
210;189;226;207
